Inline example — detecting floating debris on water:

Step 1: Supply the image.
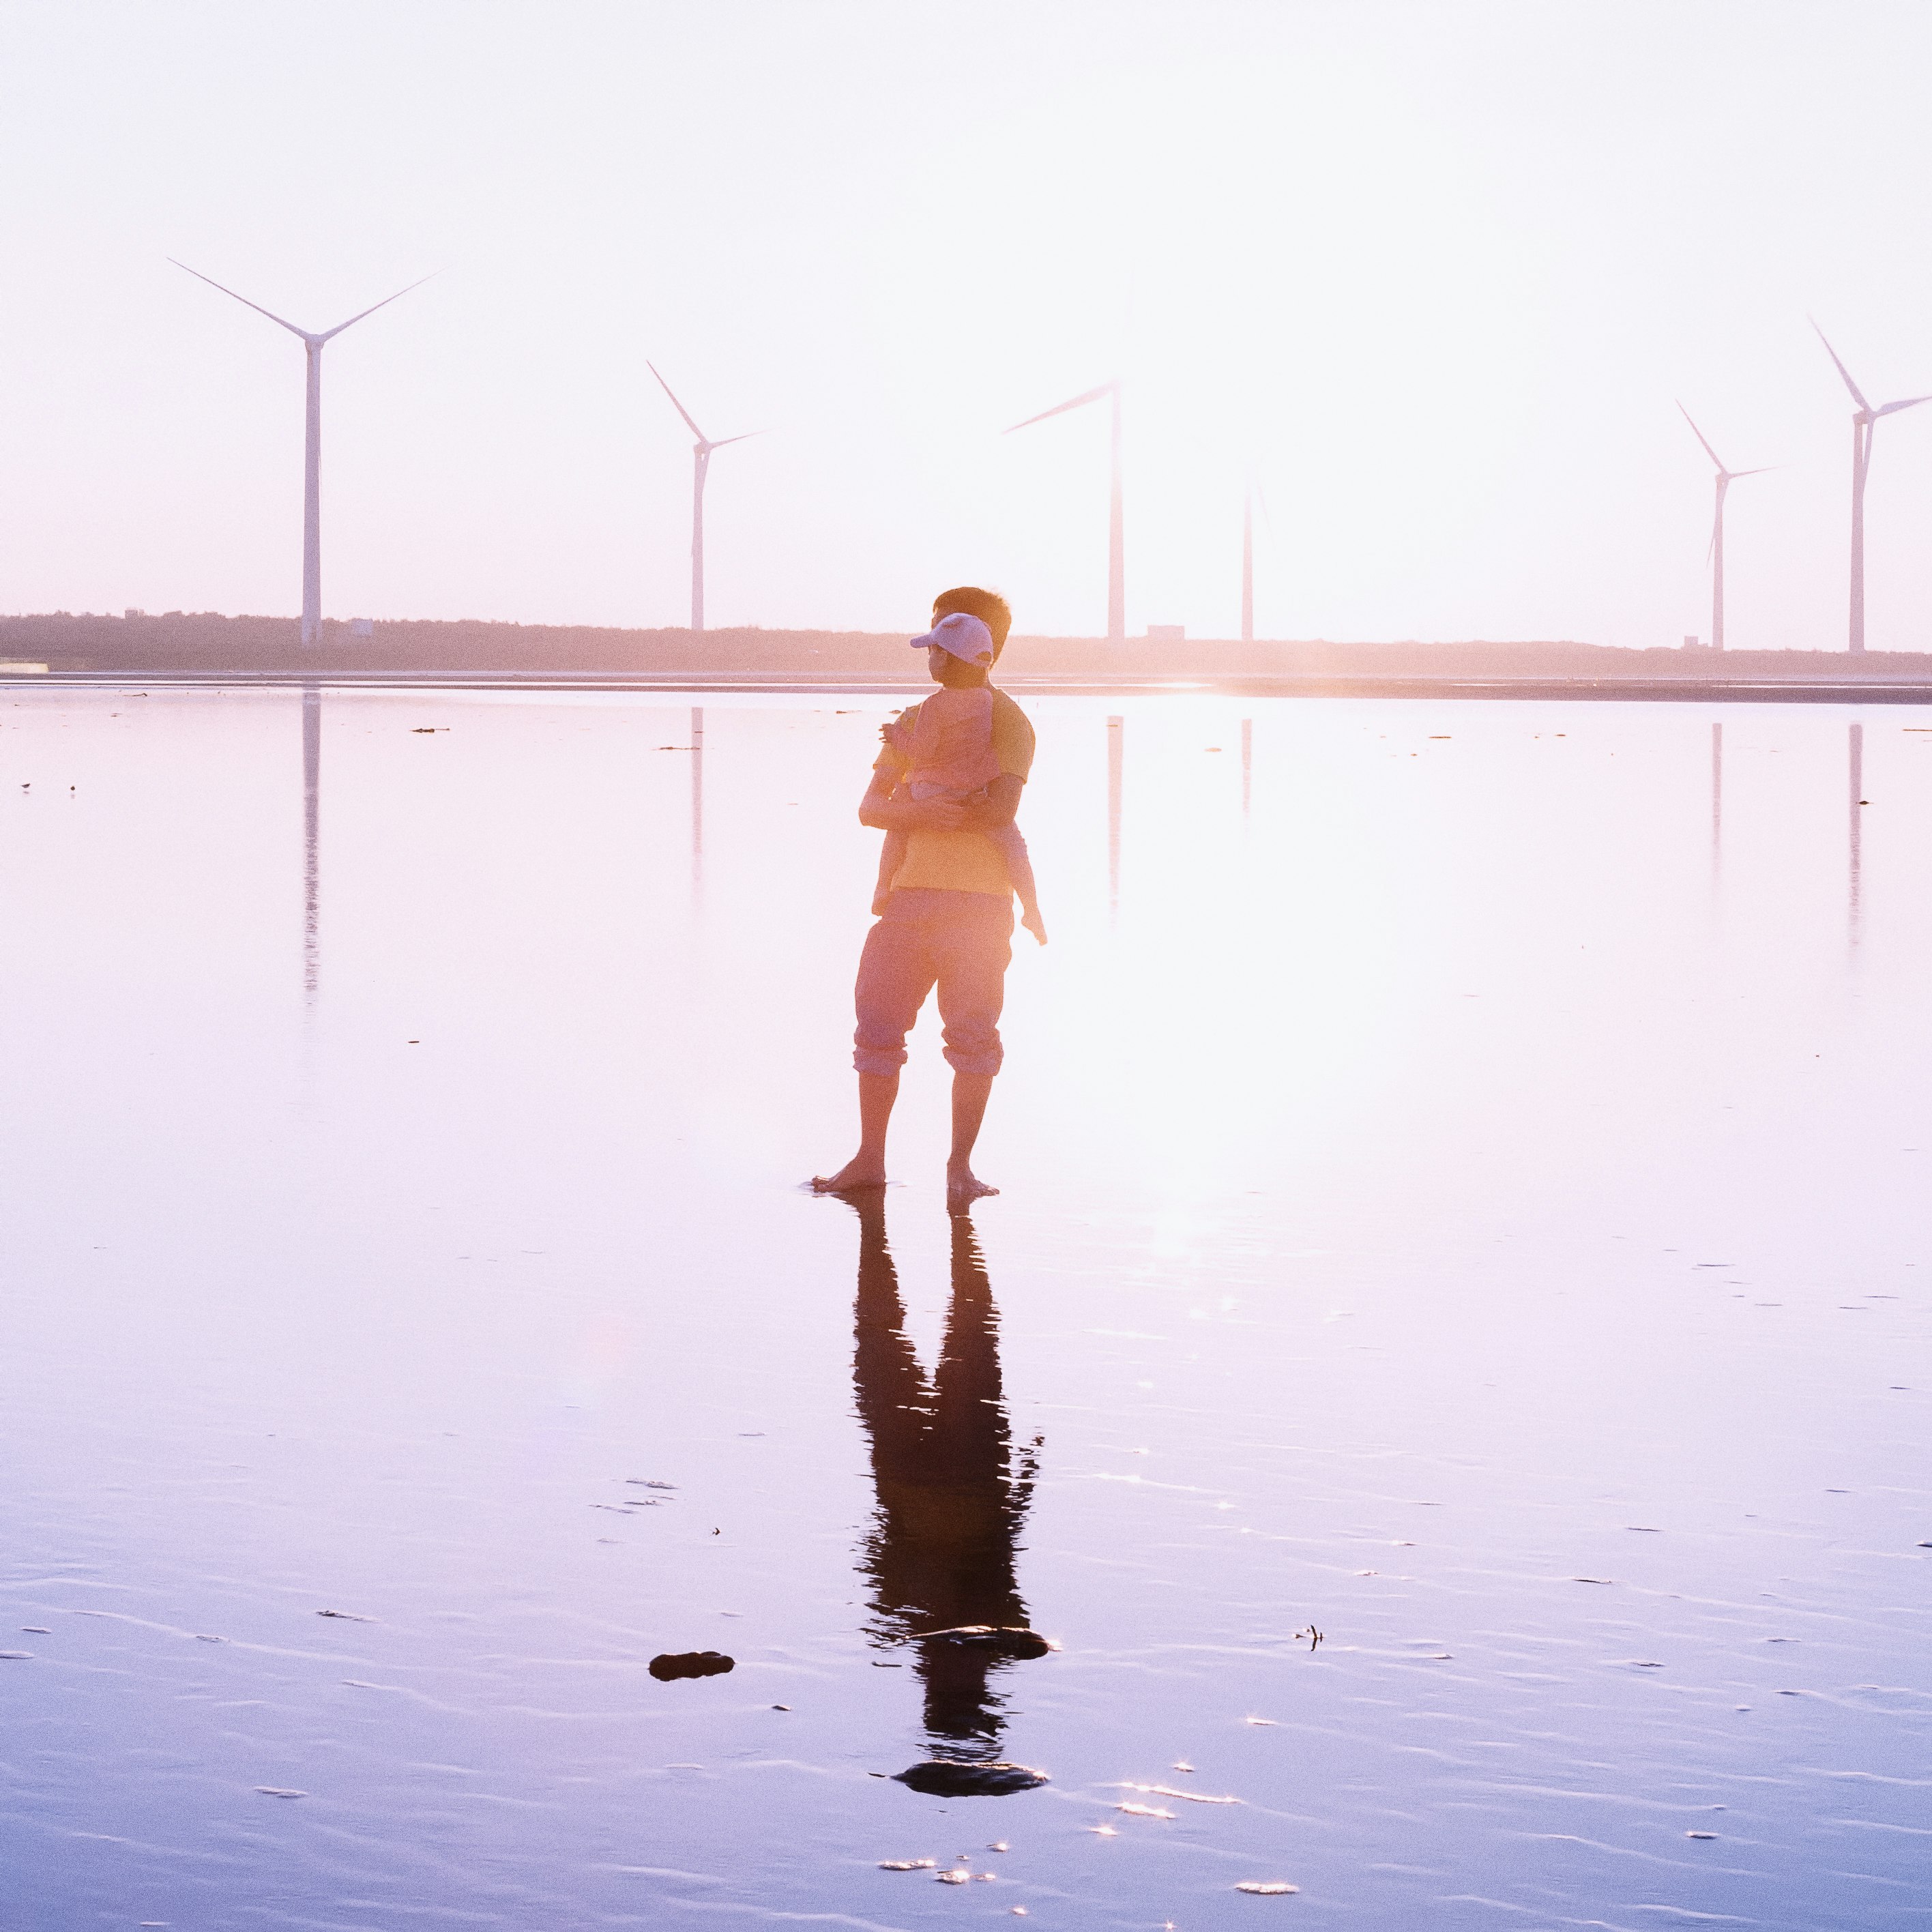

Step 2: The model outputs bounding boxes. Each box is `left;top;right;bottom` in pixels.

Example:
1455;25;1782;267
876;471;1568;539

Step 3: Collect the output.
20;1627;50;1635
0;1650;33;1660
1116;1802;1177;1819
194;1634;224;1643
629;1480;679;1490
1687;1831;1718;1839
937;1868;970;1884
988;1840;1008;1850
1572;1577;1614;1585
1173;1760;1195;1772
879;1858;937;1870
1119;1781;1241;1805
913;1624;1058;1658
1088;1824;1118;1836
1245;1716;1278;1726
649;1650;735;1682
316;1609;372;1622
1235;1879;1299;1894
894;1760;1048;1796
254;1787;305;1798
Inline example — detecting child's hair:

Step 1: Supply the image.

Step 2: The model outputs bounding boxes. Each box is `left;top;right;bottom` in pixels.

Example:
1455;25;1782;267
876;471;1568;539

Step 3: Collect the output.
932;585;1012;655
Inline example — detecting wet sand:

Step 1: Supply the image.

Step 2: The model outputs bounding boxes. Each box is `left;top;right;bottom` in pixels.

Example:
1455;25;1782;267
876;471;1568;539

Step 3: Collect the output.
1;689;1927;1928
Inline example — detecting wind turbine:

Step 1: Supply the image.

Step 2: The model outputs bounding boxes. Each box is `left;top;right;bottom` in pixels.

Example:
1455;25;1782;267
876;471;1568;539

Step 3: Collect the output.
1813;322;1931;654
648;363;757;632
171;260;433;647
1678;405;1768;652
1007;379;1124;642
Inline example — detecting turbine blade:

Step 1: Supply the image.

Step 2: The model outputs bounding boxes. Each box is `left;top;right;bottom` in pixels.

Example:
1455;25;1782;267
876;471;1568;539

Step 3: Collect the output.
648;362;709;442
1811;318;1871;412
169;258;310;338
1876;394;1932;417
1731;465;1775;478
1005;379;1115;434
707;431;762;450
1677;401;1725;471
317;269;441;341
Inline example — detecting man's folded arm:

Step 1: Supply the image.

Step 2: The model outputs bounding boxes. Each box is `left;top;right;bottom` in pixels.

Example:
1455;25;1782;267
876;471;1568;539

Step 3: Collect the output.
858;770;967;832
955;772;1023;830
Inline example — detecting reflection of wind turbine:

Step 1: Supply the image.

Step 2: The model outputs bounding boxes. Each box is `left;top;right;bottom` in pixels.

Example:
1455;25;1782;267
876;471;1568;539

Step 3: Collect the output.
171;260;434;647
648;363;757;633
301;683;321;1004
1678;405;1768;652
1007;380;1124;642
1813;323;1931;654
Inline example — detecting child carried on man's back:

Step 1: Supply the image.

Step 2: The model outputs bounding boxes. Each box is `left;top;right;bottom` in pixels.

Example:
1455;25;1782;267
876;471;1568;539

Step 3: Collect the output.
873;683;1048;944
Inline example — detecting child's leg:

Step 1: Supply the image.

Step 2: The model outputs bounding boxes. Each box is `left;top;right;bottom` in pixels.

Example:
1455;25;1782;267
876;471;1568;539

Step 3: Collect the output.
991;825;1047;943
873;829;907;916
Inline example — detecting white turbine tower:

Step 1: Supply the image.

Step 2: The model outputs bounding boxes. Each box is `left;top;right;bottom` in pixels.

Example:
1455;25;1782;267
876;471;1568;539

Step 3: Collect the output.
1812;321;1931;654
648;362;757;633
171;260;433;647
1007;379;1124;642
1678;405;1768;653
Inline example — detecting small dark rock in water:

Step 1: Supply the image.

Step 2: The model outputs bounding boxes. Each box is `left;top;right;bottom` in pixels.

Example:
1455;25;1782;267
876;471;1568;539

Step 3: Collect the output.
894;1760;1049;1797
915;1625;1058;1659
649;1650;735;1682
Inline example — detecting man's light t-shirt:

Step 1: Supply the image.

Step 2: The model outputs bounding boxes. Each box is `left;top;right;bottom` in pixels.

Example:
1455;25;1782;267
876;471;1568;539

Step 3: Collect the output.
875;689;1036;899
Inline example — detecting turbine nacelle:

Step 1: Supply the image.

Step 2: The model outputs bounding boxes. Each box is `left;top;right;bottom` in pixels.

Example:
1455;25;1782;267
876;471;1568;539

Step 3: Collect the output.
171;259;438;345
1811;320;1929;424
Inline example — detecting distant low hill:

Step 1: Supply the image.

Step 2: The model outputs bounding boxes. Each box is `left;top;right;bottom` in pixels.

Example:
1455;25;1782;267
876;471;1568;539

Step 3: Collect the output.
4;611;1930;686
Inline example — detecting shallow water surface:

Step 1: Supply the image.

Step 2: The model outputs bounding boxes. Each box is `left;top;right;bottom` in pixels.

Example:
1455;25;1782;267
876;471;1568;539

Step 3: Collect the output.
1;688;1928;1929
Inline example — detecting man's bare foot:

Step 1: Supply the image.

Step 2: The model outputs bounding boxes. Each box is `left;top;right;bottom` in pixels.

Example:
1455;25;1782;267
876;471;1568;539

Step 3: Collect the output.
946;1162;999;1210
810;1156;888;1193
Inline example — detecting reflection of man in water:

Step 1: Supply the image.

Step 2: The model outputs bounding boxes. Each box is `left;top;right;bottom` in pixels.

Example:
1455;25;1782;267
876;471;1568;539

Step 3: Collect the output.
812;585;1036;1210
847;1195;1040;1760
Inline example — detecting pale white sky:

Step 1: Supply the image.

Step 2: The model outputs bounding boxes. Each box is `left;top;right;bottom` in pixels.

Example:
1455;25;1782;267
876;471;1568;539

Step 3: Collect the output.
3;0;1932;648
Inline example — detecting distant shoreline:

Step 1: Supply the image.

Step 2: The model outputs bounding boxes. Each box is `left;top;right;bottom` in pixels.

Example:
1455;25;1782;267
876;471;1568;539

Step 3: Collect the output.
6;612;1932;704
8;667;1932;706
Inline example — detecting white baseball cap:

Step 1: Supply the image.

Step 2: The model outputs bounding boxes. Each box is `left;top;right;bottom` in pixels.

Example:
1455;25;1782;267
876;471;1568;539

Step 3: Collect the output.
909;611;996;667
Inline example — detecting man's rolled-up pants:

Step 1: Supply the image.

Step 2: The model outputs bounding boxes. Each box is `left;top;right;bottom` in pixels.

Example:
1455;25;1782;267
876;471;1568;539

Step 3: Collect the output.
852;888;1013;1078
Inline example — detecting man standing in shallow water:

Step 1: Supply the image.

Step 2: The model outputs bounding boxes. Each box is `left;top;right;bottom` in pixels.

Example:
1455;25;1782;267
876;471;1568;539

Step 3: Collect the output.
813;587;1037;1211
